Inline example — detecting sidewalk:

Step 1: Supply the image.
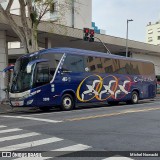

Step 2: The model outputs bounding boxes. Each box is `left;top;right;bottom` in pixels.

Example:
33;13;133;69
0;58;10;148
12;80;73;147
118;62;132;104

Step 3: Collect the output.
156;94;160;99
0;103;13;114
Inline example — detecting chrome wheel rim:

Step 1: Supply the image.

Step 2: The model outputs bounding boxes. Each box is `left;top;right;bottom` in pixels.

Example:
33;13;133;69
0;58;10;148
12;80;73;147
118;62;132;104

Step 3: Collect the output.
133;94;138;103
63;97;72;109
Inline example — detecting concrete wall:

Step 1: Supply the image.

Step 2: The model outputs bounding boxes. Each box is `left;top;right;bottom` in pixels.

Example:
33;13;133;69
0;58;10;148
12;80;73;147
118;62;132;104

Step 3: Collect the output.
0;31;8;101
74;0;92;29
132;53;160;76
56;0;92;29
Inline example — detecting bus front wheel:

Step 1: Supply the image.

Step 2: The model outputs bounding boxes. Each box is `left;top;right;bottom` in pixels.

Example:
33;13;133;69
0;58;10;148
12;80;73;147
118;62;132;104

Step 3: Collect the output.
127;91;139;104
61;94;75;111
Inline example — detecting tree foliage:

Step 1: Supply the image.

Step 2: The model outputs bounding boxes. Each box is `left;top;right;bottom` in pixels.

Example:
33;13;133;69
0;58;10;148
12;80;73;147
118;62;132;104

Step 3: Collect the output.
0;0;74;53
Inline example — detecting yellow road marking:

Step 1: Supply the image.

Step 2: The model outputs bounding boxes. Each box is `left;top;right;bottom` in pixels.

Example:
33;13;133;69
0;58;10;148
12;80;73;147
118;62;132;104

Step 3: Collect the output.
66;107;160;122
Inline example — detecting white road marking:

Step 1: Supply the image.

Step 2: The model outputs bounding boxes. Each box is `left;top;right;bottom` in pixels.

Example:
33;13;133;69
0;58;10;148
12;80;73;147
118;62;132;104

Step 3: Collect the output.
0;132;40;142
0;125;6;128
0;128;22;134
53;144;91;151
25;109;77;116
2;115;63;123
102;157;134;160
0;137;63;151
20;100;159;117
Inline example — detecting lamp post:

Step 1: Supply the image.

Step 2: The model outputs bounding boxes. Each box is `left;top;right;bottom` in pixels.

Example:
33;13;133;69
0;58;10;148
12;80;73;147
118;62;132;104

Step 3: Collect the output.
126;19;133;57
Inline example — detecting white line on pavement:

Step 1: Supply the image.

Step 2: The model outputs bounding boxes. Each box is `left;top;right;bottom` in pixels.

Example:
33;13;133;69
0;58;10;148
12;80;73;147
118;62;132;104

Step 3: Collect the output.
0;132;40;142
0;137;63;151
53;144;91;151
0;125;7;128
11;143;91;160
0;128;22;134
102;157;134;160
2;115;63;123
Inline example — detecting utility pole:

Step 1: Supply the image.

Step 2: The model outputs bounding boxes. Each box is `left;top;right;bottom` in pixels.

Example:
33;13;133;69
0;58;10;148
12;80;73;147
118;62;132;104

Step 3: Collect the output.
126;19;133;57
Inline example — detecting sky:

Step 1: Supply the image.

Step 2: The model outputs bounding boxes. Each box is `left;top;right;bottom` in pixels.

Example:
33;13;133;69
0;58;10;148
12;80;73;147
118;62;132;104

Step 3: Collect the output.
92;0;160;42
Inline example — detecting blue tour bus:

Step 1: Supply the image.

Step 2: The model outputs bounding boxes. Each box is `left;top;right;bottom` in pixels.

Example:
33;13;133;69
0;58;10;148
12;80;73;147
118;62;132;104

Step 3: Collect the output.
3;48;156;111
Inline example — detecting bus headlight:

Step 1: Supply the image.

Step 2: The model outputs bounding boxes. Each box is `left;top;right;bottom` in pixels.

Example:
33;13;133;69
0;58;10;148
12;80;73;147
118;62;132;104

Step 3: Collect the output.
30;90;41;96
27;99;33;105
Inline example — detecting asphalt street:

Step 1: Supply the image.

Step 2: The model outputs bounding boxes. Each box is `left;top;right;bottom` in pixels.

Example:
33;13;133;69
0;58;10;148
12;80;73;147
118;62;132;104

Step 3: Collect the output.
0;98;160;160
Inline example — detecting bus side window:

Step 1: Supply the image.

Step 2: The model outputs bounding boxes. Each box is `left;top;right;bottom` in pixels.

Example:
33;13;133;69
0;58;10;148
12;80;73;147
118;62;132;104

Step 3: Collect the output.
85;56;105;73
49;68;56;81
62;55;85;73
35;63;49;87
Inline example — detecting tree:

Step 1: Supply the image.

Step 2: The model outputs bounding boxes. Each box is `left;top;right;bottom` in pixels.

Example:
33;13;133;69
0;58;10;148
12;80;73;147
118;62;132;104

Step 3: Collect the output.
0;0;74;53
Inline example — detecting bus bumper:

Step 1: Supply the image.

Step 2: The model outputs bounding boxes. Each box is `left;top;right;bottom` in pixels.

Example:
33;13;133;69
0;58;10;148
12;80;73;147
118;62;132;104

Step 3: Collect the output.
10;97;35;107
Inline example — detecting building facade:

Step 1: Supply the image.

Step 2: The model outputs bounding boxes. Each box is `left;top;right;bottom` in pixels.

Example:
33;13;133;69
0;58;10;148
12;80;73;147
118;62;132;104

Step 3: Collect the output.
5;0;92;49
146;21;160;45
7;0;92;29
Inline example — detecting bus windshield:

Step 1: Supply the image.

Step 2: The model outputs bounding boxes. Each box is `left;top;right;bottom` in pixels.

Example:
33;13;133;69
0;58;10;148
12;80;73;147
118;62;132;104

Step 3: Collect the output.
11;56;37;93
11;52;63;93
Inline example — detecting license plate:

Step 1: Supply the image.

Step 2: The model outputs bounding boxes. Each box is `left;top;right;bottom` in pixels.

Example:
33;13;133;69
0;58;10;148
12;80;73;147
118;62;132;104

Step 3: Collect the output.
11;101;24;106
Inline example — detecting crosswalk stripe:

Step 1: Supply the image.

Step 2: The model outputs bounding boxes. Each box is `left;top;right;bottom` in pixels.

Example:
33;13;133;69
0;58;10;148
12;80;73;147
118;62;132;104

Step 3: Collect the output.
0;137;63;151
53;144;91;151
0;125;6;128
0;128;22;134
2;115;63;123
102;157;134;160
0;132;40;142
13;144;91;160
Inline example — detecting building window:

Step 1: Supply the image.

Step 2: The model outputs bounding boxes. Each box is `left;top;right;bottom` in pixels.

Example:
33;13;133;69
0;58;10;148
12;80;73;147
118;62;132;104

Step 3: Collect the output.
88;56;94;62
97;64;103;68
105;65;113;73
158;36;160;40
157;28;160;32
148;37;153;42
90;65;96;71
148;29;153;34
50;2;58;12
148;39;153;42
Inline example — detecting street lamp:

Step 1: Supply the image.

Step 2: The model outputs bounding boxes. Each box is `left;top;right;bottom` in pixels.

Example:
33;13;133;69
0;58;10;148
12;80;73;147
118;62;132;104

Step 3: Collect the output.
126;19;133;57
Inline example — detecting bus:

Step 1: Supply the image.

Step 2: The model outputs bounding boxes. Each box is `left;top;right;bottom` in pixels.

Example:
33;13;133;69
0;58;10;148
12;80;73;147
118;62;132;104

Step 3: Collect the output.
3;48;156;111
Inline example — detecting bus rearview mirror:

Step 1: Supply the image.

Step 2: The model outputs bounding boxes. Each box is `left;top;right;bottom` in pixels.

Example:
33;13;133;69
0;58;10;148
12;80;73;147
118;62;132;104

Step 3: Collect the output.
2;65;14;78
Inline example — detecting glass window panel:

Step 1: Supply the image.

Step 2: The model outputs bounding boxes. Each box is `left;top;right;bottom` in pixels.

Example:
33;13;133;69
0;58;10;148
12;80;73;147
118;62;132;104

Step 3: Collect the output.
62;55;85;72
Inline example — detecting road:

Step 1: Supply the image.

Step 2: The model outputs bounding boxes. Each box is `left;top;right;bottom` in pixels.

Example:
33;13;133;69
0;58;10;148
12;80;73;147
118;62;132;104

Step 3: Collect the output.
0;98;160;160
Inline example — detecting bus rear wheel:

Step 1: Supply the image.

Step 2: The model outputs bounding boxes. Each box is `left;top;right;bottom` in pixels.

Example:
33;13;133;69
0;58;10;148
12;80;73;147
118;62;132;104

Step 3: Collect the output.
127;91;139;104
61;94;75;111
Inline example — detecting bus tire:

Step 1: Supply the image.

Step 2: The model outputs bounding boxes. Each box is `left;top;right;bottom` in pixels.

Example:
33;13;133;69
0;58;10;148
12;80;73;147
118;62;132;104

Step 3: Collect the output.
108;101;119;106
127;91;139;104
61;94;74;111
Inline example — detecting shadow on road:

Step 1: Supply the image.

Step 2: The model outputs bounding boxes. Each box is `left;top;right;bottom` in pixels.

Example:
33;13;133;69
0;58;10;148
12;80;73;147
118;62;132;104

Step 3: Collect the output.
0;99;156;115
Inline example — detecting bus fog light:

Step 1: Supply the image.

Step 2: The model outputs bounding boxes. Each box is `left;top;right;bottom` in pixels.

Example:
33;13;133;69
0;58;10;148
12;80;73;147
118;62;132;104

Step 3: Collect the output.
27;100;33;105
